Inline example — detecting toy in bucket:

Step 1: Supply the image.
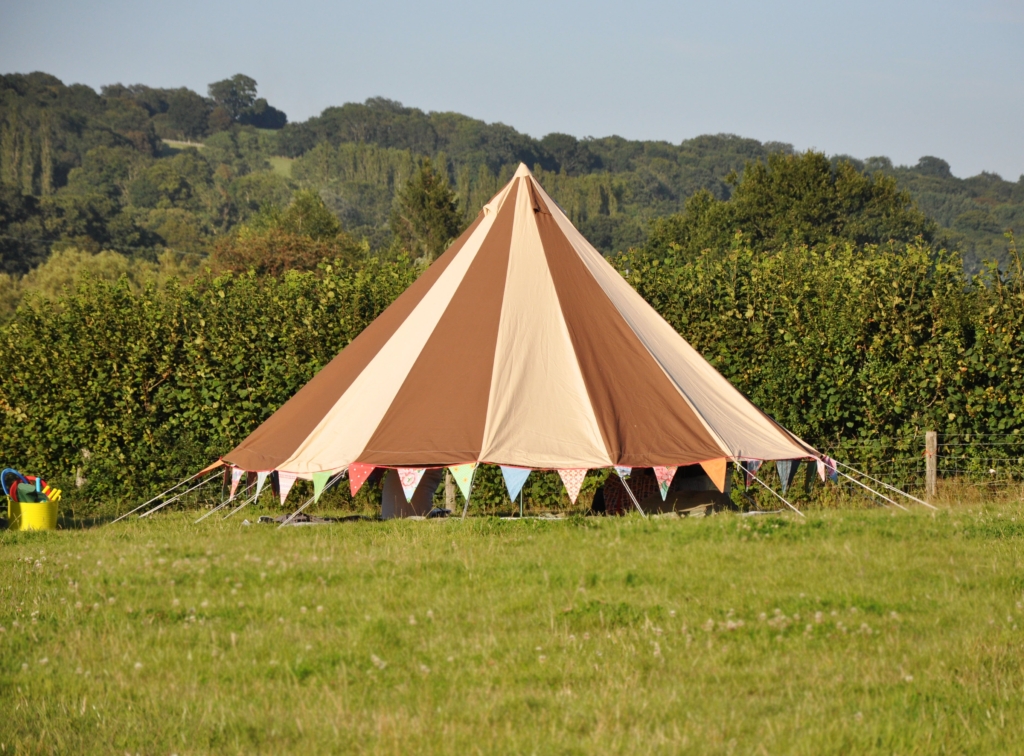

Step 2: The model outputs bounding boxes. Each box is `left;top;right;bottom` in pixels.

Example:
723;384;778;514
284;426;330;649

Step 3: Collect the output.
3;468;61;530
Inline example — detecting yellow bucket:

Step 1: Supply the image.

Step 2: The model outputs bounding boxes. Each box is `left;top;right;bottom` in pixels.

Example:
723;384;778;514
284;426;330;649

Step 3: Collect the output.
7;497;58;531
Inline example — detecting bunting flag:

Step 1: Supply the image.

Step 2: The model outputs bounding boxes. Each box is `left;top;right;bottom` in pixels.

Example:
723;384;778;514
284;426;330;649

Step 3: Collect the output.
348;463;375;497
396;468;426;502
558;469;588;505
500;466;531;502
824;456;839;483
254;471;268;501
741;460;763;488
653;466;677;500
700;458;728;493
614;466;632;479
312;471;331;503
278;472;298;506
776;460;799;494
198;459;225;476
448;464;477;501
229;467;243;500
816;458;826;482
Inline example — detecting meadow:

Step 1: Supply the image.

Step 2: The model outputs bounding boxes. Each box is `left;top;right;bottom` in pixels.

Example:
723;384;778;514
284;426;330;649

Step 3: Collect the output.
1;497;1023;754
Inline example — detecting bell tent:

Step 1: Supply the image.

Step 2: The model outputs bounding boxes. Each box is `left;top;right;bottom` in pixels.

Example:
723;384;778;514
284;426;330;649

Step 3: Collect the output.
217;163;817;511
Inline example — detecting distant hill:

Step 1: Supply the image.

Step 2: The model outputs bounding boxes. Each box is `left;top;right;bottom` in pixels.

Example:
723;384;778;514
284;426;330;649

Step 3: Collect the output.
1;72;1021;274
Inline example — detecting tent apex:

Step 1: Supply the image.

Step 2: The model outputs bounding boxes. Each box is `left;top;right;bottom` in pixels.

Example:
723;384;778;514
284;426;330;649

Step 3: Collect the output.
513;162;534;178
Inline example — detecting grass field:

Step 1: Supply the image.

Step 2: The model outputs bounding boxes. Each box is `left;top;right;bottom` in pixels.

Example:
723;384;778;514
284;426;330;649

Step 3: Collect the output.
268;156;293;178
2;500;1023;754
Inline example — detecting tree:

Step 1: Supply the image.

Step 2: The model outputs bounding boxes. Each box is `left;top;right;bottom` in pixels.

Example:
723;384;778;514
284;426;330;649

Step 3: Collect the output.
208;74;258;121
390;158;463;262
239;98;287;130
646;151;936;259
279;190;341;240
167;89;209;140
540;133;599;176
210;190;362;275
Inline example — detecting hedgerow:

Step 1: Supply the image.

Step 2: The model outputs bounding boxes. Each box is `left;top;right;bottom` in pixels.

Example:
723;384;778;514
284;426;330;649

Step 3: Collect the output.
1;238;1022;511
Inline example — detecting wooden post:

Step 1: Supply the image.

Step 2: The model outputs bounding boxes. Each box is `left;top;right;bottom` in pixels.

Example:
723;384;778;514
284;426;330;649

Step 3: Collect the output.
925;431;937;499
445;469;455;512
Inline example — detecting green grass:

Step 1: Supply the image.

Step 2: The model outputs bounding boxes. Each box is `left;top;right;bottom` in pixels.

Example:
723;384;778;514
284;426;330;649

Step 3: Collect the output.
269;156;293;178
2;501;1023;754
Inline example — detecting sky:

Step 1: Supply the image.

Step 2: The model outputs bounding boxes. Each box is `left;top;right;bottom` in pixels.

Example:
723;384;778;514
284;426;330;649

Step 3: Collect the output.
2;0;1022;180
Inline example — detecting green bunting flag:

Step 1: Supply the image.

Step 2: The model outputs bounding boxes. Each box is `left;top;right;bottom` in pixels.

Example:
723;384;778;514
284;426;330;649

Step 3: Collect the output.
447;464;477;501
312;471;331;503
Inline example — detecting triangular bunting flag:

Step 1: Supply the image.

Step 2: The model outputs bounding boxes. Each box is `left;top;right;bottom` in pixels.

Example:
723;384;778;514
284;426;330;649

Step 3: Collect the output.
614;466;632;479
278;472;298;506
198;459;225;476
558;469;588;505
348;463;375;497
312;471;331;503
653;466;677;500
776;460;799;494
700;458;728;493
396;468;425;502
229;467;243;499
254;471;268;501
500;466;531;502
448;464;476;501
740;460;762;488
824;456;838;483
816;458;826;482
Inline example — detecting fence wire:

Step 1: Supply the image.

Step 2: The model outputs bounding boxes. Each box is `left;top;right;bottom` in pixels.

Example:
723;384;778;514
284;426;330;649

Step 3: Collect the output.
811;433;1024;492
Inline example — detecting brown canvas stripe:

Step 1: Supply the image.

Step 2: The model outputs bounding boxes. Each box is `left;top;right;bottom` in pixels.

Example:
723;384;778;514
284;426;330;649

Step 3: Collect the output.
532;186;724;467
358;182;522;465
224;213;486;471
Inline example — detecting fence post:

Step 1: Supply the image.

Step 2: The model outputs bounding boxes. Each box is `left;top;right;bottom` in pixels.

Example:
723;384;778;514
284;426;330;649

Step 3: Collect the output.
925;431;937;499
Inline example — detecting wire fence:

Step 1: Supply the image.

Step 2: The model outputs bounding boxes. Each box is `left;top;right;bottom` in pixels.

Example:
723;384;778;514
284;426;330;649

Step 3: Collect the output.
812;433;1024;494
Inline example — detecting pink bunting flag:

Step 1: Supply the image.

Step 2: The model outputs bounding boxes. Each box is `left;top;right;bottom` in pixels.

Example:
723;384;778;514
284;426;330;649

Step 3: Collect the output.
396;468;425;502
278;472;297;506
348;463;375;497
558;469;588;505
653;466;677;501
229;467;243;500
816;458;826;482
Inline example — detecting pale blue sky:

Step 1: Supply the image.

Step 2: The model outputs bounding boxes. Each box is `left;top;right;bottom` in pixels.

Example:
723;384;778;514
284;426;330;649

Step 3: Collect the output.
2;0;1022;179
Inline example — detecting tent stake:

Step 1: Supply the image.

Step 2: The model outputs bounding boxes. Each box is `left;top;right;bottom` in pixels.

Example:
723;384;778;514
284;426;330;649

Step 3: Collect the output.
750;474;804;518
112;469;209;524
835;460;937;510
138;475;219;519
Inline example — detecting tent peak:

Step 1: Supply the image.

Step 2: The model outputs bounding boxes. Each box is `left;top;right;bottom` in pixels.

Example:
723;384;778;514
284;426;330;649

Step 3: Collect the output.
513;162;534;178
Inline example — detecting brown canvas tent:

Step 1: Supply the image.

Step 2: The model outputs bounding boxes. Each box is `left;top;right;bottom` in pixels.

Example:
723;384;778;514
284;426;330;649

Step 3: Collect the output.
222;164;817;505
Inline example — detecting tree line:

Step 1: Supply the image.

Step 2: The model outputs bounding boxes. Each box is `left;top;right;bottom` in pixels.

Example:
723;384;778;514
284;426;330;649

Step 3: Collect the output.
4;72;1021;286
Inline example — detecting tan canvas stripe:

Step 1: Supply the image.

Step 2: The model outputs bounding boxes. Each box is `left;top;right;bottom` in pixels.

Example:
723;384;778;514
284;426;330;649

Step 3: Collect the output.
266;206;507;474
358;180;523;465
536;180;810;461
223;213;486;471
479;171;611;468
529;182;724;467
